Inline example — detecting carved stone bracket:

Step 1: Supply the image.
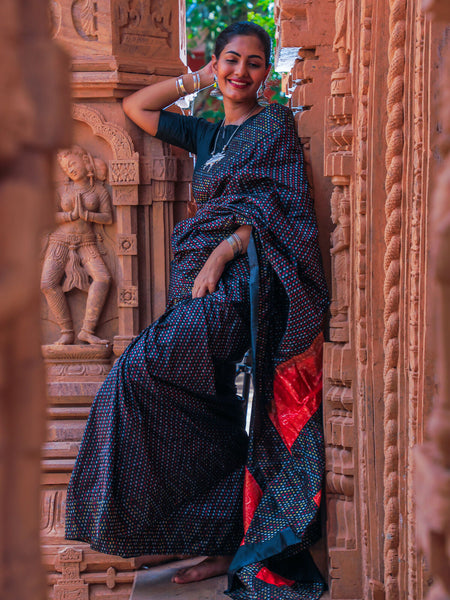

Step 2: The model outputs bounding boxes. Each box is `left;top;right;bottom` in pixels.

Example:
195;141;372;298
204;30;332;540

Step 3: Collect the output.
54;547;88;600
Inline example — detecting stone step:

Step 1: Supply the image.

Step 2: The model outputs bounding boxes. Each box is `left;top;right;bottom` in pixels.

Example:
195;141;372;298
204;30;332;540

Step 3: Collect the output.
131;557;330;600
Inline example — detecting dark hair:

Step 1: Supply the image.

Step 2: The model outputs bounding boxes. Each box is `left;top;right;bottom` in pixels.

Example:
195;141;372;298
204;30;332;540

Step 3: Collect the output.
214;22;272;68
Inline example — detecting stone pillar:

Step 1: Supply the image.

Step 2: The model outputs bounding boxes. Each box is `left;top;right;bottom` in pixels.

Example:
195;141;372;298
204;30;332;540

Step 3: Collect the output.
0;1;70;599
41;1;191;598
276;0;447;599
415;2;450;600
274;0;335;283
319;0;445;598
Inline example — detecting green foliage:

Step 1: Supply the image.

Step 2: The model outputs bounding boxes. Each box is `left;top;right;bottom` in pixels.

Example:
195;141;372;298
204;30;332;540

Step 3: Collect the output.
186;0;286;119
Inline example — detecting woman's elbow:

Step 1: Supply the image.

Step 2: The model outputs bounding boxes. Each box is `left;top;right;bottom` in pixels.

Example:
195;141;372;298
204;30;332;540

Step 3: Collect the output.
122;95;134;119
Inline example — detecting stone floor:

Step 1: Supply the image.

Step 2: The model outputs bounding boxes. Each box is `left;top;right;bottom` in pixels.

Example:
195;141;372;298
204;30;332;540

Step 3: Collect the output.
131;558;228;599
131;557;330;600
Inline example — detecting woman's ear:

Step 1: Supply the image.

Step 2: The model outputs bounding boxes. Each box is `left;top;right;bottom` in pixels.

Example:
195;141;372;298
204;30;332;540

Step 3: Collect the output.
211;54;218;75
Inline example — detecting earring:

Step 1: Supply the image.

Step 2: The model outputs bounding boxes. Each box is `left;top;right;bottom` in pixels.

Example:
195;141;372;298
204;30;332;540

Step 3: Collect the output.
210;74;222;98
257;82;270;107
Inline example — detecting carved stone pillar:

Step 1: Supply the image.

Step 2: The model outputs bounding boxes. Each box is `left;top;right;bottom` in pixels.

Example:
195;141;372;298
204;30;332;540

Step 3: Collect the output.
274;0;335;279
42;1;190;598
415;2;450;600
0;1;70;599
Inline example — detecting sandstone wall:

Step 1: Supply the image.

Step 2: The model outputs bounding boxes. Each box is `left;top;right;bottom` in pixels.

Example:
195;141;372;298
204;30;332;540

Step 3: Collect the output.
275;0;449;598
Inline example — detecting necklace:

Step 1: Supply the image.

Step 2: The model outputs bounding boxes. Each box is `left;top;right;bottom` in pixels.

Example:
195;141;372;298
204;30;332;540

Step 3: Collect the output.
203;105;258;171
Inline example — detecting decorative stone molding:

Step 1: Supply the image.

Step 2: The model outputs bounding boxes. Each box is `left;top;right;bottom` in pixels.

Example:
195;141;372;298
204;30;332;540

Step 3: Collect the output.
118;286;138;308
109;160;140;185
117;234;137;256
383;2;407;599
72;105;137;160
71;103;140;355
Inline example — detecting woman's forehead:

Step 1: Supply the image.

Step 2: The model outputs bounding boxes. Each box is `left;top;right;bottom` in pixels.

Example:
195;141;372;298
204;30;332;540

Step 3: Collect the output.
222;35;265;57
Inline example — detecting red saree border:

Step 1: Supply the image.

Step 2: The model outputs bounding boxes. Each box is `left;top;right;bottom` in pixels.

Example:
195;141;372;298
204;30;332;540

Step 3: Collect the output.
269;333;324;451
243;467;263;536
256;566;296;587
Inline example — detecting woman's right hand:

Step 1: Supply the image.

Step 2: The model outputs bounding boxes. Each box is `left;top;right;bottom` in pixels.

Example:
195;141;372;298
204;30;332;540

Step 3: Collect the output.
197;61;215;88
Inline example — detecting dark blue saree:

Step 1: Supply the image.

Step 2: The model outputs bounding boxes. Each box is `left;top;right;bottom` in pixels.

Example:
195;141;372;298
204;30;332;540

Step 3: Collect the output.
65;103;329;599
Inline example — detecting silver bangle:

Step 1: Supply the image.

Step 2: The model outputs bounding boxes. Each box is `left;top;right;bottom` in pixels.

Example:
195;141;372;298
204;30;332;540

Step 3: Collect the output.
230;232;243;254
193;72;201;93
178;76;187;96
226;235;241;258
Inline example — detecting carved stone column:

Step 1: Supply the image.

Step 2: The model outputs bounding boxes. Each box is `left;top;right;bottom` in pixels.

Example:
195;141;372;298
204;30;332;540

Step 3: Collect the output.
274;0;335;279
415;2;450;599
41;1;191;598
0;1;70;599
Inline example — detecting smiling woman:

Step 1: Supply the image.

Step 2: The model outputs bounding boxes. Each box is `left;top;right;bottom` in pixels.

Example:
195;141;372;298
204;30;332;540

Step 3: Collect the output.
65;21;329;600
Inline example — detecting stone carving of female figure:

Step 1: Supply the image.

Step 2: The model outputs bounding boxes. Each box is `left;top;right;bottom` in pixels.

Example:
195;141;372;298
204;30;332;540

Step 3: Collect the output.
41;145;113;345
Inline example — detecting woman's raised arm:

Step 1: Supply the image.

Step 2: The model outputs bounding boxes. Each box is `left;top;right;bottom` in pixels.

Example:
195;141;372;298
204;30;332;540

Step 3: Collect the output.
123;63;214;136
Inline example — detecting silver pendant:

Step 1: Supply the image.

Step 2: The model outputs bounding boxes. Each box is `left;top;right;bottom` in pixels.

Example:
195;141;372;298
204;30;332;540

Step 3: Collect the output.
203;151;226;171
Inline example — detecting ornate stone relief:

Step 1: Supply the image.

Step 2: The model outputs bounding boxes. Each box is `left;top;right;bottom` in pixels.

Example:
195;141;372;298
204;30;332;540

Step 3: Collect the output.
329;186;350;337
54;547;89;600
41;144;113;346
116;0;172;49
354;0;373;595
332;0;352;94
323;0;358;595
71;0;98;41
70;104;140;355
49;0;63;39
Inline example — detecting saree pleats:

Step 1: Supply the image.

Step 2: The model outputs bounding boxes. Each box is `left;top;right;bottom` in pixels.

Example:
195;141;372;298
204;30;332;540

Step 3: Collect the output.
65;262;251;557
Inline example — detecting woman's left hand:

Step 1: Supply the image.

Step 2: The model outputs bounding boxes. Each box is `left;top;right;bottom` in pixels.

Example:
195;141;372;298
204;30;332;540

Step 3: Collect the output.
192;242;233;298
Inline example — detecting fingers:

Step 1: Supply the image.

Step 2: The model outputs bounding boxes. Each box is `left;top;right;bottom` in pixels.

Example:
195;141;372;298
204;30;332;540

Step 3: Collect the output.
191;280;217;298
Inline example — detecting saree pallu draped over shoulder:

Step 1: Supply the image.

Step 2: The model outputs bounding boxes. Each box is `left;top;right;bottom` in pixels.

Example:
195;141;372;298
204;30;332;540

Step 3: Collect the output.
65;103;329;600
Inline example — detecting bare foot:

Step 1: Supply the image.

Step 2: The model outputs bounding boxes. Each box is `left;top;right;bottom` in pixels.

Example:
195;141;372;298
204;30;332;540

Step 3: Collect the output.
55;330;74;345
78;329;109;345
134;554;183;569
172;556;233;584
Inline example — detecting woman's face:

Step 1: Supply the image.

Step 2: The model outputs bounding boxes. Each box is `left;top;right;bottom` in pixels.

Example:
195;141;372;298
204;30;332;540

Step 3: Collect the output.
61;153;88;182
212;35;270;105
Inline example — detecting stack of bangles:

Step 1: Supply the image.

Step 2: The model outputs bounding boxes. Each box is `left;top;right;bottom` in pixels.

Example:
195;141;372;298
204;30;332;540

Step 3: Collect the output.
226;232;244;258
175;72;201;97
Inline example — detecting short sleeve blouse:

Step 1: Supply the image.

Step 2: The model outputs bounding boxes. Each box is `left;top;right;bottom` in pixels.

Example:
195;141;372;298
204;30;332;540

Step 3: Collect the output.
155;109;245;172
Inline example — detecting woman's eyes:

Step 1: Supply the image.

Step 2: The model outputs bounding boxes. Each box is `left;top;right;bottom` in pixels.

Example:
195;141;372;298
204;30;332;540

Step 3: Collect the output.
225;59;262;68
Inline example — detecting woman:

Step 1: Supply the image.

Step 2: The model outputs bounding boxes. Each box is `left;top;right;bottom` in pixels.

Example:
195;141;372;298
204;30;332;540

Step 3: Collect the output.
65;22;329;600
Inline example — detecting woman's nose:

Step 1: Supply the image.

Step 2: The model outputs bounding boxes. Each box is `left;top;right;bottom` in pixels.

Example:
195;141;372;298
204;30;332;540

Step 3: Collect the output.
233;60;248;78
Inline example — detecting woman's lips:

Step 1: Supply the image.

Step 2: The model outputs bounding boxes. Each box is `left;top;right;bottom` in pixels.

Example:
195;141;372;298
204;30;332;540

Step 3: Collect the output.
228;79;250;89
